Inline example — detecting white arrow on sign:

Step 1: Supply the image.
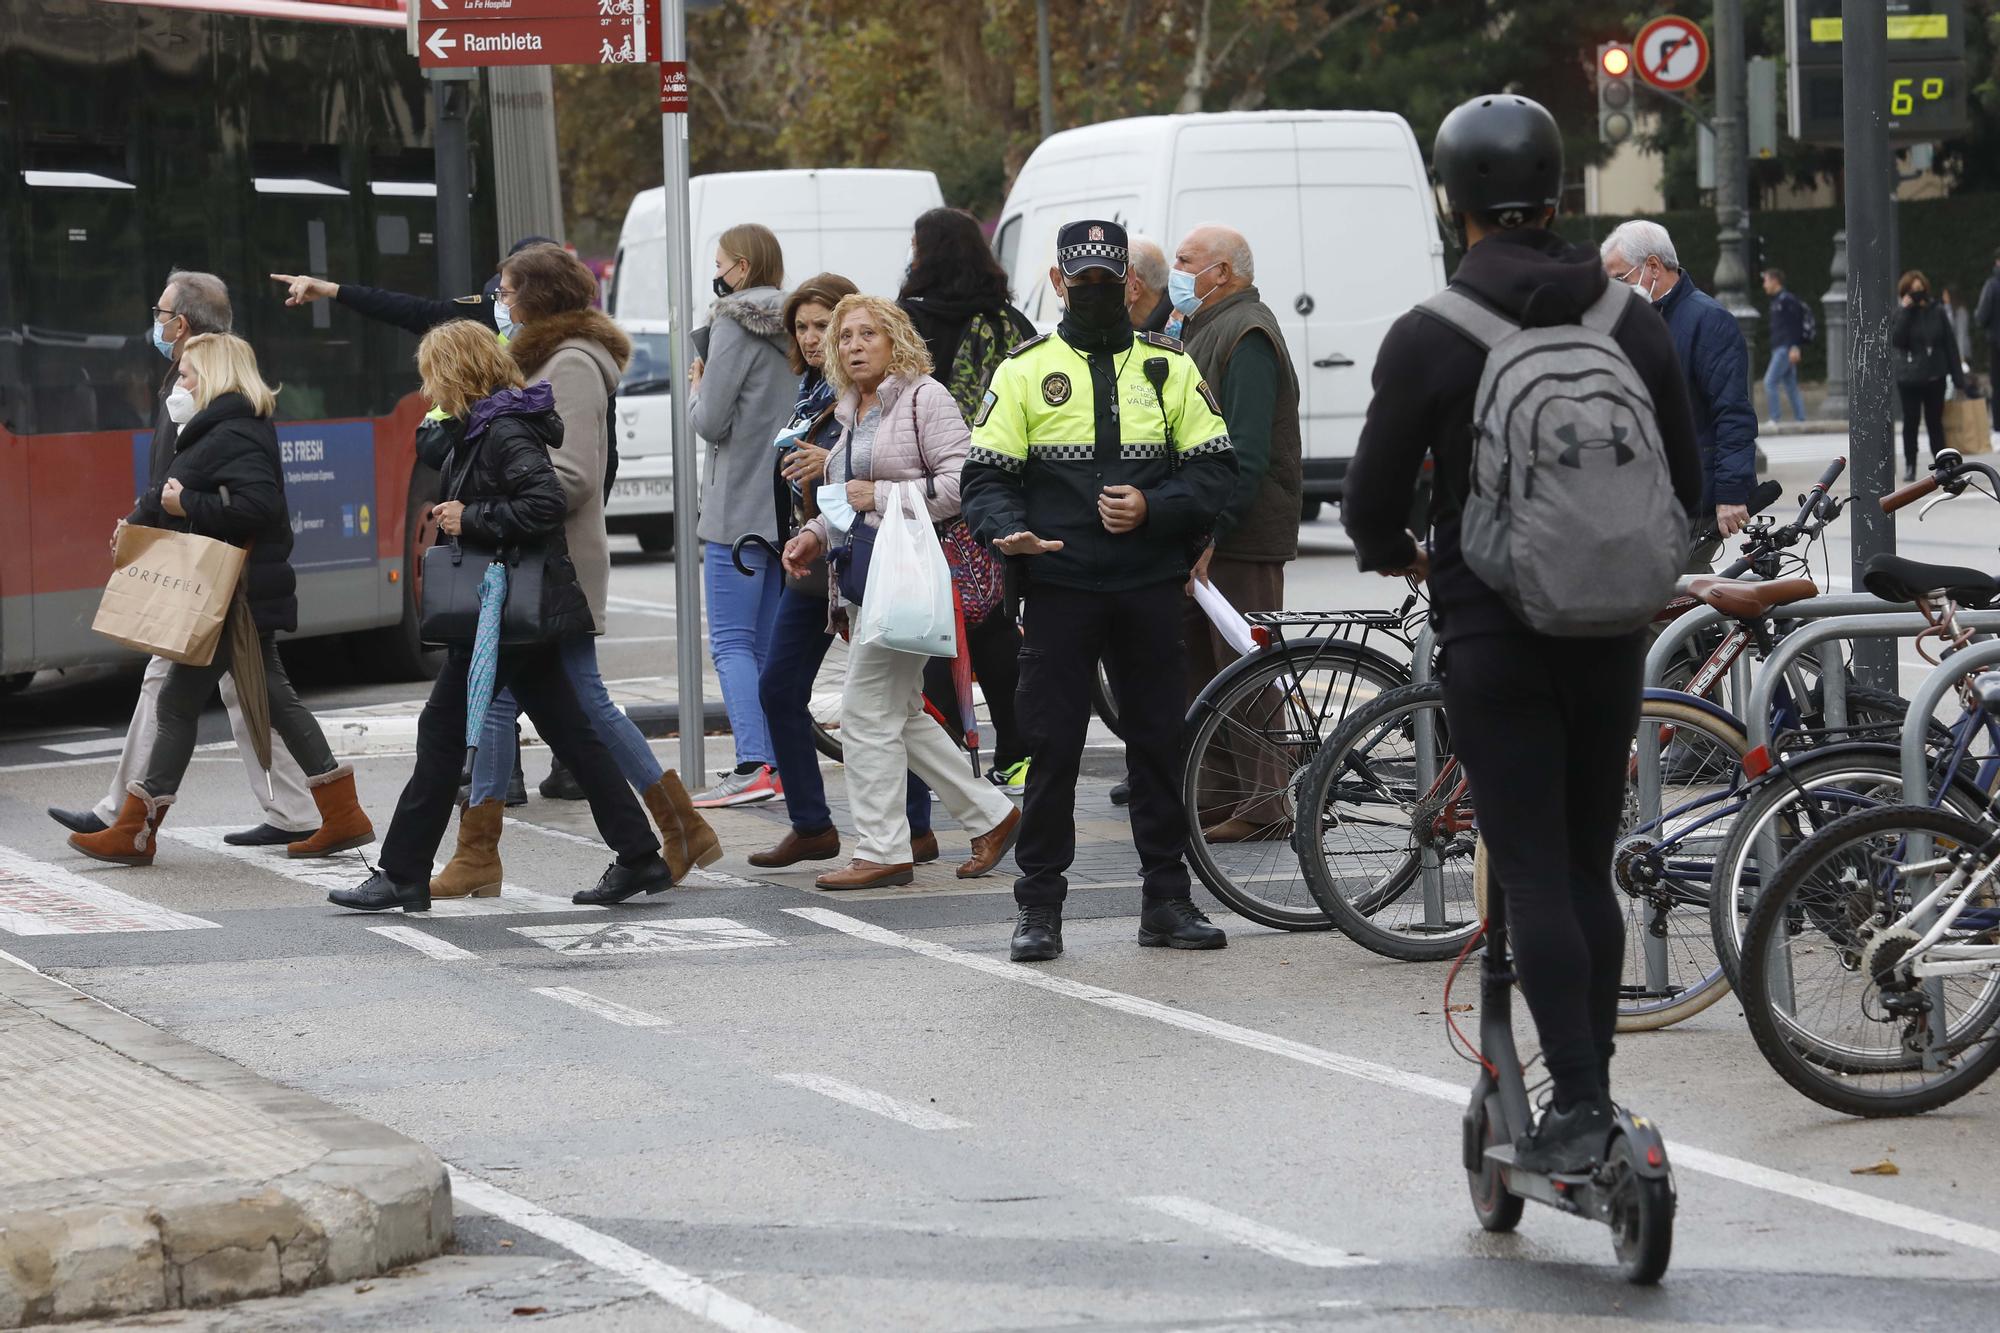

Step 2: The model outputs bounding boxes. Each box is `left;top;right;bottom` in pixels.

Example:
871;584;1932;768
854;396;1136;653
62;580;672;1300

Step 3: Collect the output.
430;0;446;8
424;26;456;59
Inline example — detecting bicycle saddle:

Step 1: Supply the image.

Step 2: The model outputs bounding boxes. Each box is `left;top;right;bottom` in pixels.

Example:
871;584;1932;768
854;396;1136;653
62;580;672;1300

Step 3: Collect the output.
1861;554;2000;608
1685;576;1818;620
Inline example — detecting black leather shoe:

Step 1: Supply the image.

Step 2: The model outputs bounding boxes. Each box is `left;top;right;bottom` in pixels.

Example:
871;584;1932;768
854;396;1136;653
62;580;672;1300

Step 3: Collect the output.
506;750;529;807
1138;898;1228;950
573;856;672;905
1515;1098;1615;1176
48;806;107;835
541;757;585;801
1010;904;1063;962
328;870;430;913
1109;781;1131;807
224;822;314;847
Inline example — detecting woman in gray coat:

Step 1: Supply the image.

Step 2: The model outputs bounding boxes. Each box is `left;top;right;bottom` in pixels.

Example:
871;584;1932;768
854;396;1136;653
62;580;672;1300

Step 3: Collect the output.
687;223;795;807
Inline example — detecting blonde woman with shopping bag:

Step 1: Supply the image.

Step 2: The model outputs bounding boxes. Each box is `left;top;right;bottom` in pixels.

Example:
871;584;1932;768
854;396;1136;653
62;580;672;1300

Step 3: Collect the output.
781;296;1018;890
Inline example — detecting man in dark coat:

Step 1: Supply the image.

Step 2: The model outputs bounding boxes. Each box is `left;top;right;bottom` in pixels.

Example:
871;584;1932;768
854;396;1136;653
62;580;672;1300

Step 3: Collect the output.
1974;248;2000;430
46;271;320;847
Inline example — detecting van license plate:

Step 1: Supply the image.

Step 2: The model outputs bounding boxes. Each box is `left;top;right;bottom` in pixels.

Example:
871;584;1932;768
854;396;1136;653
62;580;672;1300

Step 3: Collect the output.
612;478;671;500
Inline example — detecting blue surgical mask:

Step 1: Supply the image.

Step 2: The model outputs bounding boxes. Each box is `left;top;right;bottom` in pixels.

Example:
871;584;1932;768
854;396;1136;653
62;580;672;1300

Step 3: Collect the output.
1168;261;1221;316
492;298;517;341
151;317;176;360
815;481;857;535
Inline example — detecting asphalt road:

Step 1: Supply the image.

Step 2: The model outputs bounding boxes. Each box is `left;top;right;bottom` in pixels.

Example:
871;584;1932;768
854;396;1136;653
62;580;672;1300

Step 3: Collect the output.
10;434;2000;1330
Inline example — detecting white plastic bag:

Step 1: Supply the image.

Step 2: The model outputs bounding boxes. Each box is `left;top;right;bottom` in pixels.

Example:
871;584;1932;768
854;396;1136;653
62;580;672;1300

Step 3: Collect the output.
854;481;958;657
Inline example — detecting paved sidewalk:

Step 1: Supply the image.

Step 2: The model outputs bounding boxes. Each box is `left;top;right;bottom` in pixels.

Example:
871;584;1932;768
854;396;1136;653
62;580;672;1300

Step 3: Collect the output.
0;961;451;1327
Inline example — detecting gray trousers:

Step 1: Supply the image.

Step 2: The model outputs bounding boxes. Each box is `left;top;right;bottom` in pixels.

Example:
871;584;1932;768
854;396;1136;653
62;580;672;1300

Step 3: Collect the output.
139;636;337;800
97;653;318;828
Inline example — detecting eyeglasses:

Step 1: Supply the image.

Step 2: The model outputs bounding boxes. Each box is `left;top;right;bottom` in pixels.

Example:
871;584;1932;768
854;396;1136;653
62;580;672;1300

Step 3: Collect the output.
150;305;180;322
494;286;518;302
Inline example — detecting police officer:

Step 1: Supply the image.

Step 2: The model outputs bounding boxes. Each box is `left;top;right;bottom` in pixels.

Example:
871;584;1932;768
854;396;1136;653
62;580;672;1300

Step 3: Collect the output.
1342;96;1702;1172
962;219;1237;963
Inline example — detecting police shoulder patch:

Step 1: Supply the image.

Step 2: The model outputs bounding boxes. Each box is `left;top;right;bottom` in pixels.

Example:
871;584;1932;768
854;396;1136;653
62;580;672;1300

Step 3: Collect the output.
974;388;998;427
1195;378;1222;416
1004;331;1050;359
1140;330;1183;353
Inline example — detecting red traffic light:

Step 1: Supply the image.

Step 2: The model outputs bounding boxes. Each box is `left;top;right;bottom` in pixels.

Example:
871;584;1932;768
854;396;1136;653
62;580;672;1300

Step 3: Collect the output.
1601;45;1632;78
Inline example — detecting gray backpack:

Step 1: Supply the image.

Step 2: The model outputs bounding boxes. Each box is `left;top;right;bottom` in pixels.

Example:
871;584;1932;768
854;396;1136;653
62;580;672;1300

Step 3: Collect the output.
1420;282;1687;637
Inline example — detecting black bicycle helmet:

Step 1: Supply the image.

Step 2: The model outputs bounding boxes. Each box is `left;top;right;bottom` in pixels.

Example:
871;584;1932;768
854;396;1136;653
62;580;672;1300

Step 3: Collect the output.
1433;93;1564;225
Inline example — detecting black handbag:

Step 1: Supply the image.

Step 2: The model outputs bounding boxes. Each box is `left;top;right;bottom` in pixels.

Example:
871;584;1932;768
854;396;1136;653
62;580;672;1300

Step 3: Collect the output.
418;537;547;647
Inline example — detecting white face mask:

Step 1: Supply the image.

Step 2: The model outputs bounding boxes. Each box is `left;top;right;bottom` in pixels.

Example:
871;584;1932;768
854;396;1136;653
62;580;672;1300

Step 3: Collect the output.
815;481;857;535
166;385;197;425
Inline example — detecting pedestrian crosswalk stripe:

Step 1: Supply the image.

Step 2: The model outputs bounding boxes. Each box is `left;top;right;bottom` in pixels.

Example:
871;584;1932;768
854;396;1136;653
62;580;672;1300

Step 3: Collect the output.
1131;1196;1376;1268
773;1072;968;1131
0;844;219;935
368;924;478;961
165;827;603;916
532;985;670;1026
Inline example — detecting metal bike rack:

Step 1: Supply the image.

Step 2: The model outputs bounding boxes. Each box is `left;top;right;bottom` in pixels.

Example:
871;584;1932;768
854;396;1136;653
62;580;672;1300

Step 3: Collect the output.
1643;592;1913;722
1406;622;1445;923
1747;612;2000;753
1898;638;2000;800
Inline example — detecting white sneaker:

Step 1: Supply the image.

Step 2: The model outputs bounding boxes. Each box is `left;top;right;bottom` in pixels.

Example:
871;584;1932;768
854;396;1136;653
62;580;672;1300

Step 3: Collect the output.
691;765;782;808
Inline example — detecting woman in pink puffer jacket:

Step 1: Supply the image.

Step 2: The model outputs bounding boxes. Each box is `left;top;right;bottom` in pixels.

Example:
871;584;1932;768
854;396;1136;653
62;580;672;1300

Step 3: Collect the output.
783;296;1019;891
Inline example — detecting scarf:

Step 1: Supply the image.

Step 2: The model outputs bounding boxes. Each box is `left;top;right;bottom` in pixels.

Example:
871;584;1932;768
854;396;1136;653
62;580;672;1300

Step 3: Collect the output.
792;368;835;427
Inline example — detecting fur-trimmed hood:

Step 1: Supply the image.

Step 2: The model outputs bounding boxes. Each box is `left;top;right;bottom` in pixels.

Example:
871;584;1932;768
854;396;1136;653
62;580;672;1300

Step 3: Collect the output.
506;307;632;378
706;285;787;342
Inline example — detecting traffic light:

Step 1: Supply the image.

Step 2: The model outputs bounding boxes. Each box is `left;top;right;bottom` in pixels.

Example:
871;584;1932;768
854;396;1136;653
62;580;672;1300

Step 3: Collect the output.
1598;41;1635;147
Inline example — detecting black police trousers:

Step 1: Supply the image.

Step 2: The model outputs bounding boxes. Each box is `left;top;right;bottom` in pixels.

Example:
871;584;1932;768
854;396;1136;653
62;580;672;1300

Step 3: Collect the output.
1440;630;1647;1109
1013;578;1191;907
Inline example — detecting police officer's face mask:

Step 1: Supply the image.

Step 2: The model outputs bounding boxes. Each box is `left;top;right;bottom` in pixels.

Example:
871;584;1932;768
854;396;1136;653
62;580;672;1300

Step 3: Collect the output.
1062;278;1129;334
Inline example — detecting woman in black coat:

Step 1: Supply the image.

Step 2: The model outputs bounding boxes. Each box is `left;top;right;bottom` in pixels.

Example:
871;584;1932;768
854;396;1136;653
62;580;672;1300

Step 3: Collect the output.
331;321;673;914
70;334;374;866
1892;268;1967;481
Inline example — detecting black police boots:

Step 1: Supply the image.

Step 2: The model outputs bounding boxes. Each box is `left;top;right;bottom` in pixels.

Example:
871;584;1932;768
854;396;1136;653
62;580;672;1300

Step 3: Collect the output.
1515;1097;1615;1175
572;855;673;905
1010;905;1063;962
1137;898;1228;950
328;870;430;914
541;756;585;801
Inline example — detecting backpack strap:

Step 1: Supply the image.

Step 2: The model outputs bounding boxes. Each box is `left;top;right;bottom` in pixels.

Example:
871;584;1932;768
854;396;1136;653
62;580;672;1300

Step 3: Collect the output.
1580;281;1637;336
1416;288;1519;352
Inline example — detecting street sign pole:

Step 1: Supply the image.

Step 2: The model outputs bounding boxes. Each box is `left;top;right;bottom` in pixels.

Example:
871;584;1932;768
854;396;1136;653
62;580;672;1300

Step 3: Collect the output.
1844;0;1897;690
430;72;474;299
659;2;703;782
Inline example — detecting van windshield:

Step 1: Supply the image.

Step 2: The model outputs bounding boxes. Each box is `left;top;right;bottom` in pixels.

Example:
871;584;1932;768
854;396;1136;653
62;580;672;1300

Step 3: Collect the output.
619;333;674;396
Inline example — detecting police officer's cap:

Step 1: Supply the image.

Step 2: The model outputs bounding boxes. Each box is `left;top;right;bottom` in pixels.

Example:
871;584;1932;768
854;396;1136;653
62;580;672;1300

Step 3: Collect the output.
1056;219;1128;280
1432;94;1563;224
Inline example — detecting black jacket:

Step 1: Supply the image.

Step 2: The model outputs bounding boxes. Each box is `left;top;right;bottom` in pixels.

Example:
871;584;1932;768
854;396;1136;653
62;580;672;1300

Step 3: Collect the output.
1891;299;1960;387
133;393;299;634
899;293;1035;390
129;366;183;523
336;283;498;337
438;391;594;643
1342;228;1704;642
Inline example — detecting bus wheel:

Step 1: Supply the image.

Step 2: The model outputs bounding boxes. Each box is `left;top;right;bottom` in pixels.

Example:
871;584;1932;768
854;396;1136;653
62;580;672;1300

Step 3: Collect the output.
354;471;443;683
0;672;32;696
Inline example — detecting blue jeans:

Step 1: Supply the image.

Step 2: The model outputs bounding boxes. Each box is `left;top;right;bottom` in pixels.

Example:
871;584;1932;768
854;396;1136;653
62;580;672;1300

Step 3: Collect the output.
1764;345;1805;422
704;541;783;769
470;635;663;804
759;584;931;837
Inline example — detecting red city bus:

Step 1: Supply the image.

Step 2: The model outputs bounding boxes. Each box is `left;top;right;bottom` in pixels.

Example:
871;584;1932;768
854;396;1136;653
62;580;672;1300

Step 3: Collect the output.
0;0;505;689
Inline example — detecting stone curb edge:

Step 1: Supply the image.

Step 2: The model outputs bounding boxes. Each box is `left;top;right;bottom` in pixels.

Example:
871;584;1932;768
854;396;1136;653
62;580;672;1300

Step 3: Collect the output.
0;965;452;1328
316;701;732;757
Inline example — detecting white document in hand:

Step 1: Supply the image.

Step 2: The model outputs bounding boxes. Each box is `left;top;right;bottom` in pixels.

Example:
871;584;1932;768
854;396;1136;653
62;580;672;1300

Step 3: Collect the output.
1192;575;1262;658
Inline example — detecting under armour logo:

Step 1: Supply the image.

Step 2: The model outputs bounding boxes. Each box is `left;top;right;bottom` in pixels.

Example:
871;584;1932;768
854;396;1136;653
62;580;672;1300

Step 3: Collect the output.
1554;422;1635;468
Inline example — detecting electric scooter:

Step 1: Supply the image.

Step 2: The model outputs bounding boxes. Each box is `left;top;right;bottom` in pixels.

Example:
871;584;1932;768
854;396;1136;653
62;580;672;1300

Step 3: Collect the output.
1460;852;1678;1284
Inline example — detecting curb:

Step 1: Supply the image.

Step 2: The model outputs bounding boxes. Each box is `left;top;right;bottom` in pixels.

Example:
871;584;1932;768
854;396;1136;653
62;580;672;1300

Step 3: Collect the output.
317;700;733;757
0;965;452;1328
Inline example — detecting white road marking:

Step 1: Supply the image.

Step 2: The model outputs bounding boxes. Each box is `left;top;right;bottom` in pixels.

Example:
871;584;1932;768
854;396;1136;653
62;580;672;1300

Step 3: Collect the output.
773;1072;969;1131
449;1171;804;1333
788;907;2000;1262
165;827;601;916
38;737;128;756
1132;1195;1377;1269
532;985;670;1027
604;596;678;619
368;924;477;961
0;845;219;935
512;918;781;955
504;820;763;892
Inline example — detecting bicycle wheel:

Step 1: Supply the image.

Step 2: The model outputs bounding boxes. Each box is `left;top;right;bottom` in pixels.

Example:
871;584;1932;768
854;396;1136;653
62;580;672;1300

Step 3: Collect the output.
1091;658;1119;734
1613;699;1749;1032
1738;805;2000;1117
1707;746;1994;991
1296;682;1482;961
1182;640;1407;931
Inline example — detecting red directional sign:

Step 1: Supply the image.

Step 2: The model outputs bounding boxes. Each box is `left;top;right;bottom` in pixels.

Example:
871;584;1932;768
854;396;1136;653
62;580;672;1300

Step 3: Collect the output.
417;0;649;70
1634;15;1710;92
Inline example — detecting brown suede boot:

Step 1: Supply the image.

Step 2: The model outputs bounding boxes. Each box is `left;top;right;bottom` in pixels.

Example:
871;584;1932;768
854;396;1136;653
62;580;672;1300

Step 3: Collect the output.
642;770;722;882
70;785;173;867
430;800;504;898
288;765;376;858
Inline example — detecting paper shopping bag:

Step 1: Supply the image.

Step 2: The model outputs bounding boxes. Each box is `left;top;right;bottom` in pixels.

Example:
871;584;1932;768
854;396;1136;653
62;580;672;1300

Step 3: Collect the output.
1943;395;1991;456
91;525;247;666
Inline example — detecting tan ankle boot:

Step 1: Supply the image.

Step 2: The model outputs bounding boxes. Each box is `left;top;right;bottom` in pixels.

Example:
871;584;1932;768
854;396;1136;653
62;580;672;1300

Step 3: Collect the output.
431;800;504;898
642;771;722;882
288;765;376;859
70;785;173;866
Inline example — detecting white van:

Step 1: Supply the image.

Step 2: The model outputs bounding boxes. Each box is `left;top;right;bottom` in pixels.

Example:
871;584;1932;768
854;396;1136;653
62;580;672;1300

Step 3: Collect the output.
993;112;1445;507
602;169;945;553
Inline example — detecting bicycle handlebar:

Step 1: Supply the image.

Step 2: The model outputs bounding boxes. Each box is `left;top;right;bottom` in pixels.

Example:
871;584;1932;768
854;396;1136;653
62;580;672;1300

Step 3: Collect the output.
1880;474;1939;514
1880;447;2000;514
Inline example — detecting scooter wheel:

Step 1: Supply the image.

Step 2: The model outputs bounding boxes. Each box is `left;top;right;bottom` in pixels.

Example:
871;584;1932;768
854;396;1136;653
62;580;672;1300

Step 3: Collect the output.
1605;1132;1674;1284
1467;1096;1523;1233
